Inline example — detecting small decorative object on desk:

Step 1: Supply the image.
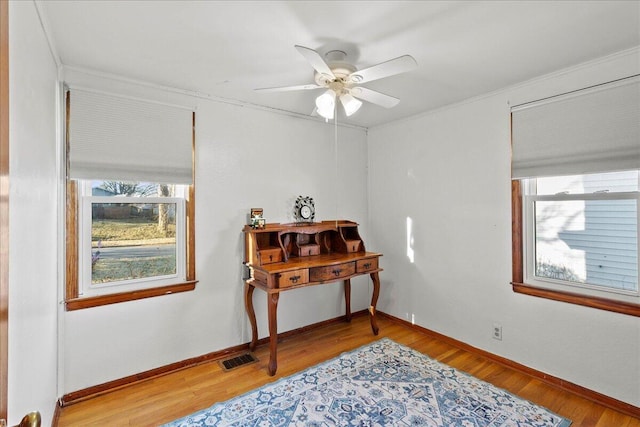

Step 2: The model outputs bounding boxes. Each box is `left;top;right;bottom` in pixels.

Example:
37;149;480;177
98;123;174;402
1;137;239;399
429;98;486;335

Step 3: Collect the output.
250;208;265;229
294;195;315;223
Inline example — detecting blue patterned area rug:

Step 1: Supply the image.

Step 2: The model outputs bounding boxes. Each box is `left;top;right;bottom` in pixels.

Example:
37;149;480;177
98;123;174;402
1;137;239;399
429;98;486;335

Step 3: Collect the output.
164;338;571;426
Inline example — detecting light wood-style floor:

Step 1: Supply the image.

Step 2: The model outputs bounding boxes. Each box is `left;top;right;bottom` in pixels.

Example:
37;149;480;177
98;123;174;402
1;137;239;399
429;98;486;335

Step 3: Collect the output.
56;314;640;426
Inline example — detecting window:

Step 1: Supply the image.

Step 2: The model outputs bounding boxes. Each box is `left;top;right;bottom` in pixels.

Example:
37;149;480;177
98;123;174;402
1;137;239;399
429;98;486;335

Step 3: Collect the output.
511;76;640;316
65;88;196;310
521;171;639;304
66;179;195;310
79;180;187;297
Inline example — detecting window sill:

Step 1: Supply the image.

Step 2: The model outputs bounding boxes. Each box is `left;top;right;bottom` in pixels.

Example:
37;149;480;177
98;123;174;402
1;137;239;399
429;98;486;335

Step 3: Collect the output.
512;282;640;317
65;280;198;311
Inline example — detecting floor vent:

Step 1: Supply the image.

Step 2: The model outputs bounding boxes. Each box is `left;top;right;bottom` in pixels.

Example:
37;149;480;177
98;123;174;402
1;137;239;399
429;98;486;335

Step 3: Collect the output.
219;353;258;371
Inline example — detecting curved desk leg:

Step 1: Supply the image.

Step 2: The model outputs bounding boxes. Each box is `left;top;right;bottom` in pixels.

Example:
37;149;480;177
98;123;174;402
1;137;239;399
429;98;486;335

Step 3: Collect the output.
369;272;380;335
244;282;258;351
267;292;280;376
344;279;352;322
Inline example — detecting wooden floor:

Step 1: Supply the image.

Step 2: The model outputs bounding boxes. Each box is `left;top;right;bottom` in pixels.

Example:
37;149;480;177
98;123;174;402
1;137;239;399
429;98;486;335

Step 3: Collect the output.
56;313;640;426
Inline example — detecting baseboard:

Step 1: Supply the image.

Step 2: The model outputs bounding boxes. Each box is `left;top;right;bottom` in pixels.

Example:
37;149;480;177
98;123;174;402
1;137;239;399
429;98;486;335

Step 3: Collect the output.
52;401;62;426
58;310;368;407
379;312;640;419
58;309;640;419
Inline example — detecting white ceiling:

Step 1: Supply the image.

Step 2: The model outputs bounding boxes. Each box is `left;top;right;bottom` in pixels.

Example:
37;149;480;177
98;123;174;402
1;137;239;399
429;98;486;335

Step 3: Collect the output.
39;1;640;128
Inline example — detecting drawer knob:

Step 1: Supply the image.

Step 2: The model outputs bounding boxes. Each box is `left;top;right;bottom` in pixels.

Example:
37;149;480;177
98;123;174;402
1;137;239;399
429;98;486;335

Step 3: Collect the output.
363;262;371;269
332;269;342;276
289;275;301;283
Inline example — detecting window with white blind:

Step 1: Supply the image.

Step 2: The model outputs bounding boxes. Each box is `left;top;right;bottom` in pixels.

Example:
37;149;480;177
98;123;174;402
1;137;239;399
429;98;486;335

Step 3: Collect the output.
511;76;640;316
65;88;197;310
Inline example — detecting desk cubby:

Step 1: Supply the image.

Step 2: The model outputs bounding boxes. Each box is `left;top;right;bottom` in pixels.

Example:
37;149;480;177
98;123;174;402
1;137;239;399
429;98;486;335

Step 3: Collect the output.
244;220;370;269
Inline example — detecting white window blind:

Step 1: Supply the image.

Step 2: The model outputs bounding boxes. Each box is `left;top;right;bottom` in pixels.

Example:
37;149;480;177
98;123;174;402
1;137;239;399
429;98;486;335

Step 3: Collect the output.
68;88;194;184
511;76;640;179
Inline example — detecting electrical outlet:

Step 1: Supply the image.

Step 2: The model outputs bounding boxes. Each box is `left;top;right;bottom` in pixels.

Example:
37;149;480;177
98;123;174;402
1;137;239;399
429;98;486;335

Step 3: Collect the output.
492;324;502;341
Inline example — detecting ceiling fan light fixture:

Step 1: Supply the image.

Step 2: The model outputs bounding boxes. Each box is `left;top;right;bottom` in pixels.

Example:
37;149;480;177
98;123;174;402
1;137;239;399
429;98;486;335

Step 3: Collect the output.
340;93;363;117
316;89;336;120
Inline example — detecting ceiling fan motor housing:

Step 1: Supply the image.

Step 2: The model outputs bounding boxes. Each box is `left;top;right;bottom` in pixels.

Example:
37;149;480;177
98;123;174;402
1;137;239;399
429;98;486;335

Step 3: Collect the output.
314;50;360;91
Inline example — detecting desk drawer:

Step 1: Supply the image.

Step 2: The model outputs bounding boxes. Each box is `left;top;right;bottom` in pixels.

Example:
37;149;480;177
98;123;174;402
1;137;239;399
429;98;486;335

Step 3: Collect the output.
252;269;268;285
294;244;320;257
357;258;378;273
344;239;362;253
277;269;309;288
309;262;355;282
258;248;283;264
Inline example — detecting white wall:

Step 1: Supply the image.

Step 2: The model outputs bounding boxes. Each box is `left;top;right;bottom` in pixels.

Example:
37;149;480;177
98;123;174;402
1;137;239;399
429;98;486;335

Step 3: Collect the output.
368;48;640;407
10;11;638;416
8;2;59;425
60;69;372;393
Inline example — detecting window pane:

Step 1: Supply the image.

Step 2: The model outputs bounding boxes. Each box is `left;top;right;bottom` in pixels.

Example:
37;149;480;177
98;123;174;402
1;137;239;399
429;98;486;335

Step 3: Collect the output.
91;180;177;198
535;199;638;292
537;171;639;195
91;202;177;284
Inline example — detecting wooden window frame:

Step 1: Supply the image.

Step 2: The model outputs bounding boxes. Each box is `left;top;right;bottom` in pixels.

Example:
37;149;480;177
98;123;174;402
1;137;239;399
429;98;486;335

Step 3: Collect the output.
65;102;197;311
511;180;640;317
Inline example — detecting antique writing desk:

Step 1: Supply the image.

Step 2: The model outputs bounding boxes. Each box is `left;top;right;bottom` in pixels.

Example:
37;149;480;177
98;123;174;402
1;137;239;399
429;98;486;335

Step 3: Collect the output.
243;220;382;375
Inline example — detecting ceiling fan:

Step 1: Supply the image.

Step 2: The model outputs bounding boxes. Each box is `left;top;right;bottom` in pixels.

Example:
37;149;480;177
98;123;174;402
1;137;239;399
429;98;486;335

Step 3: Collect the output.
255;45;418;120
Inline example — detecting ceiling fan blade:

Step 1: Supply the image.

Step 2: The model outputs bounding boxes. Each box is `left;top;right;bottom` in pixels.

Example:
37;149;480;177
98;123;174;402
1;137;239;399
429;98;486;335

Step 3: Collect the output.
348;55;417;84
254;84;323;93
349;87;400;108
294;45;336;79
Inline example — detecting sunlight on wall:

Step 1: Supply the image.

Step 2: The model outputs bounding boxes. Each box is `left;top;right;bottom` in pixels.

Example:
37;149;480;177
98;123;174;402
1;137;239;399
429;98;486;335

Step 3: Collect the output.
406;216;415;263
404;313;416;325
